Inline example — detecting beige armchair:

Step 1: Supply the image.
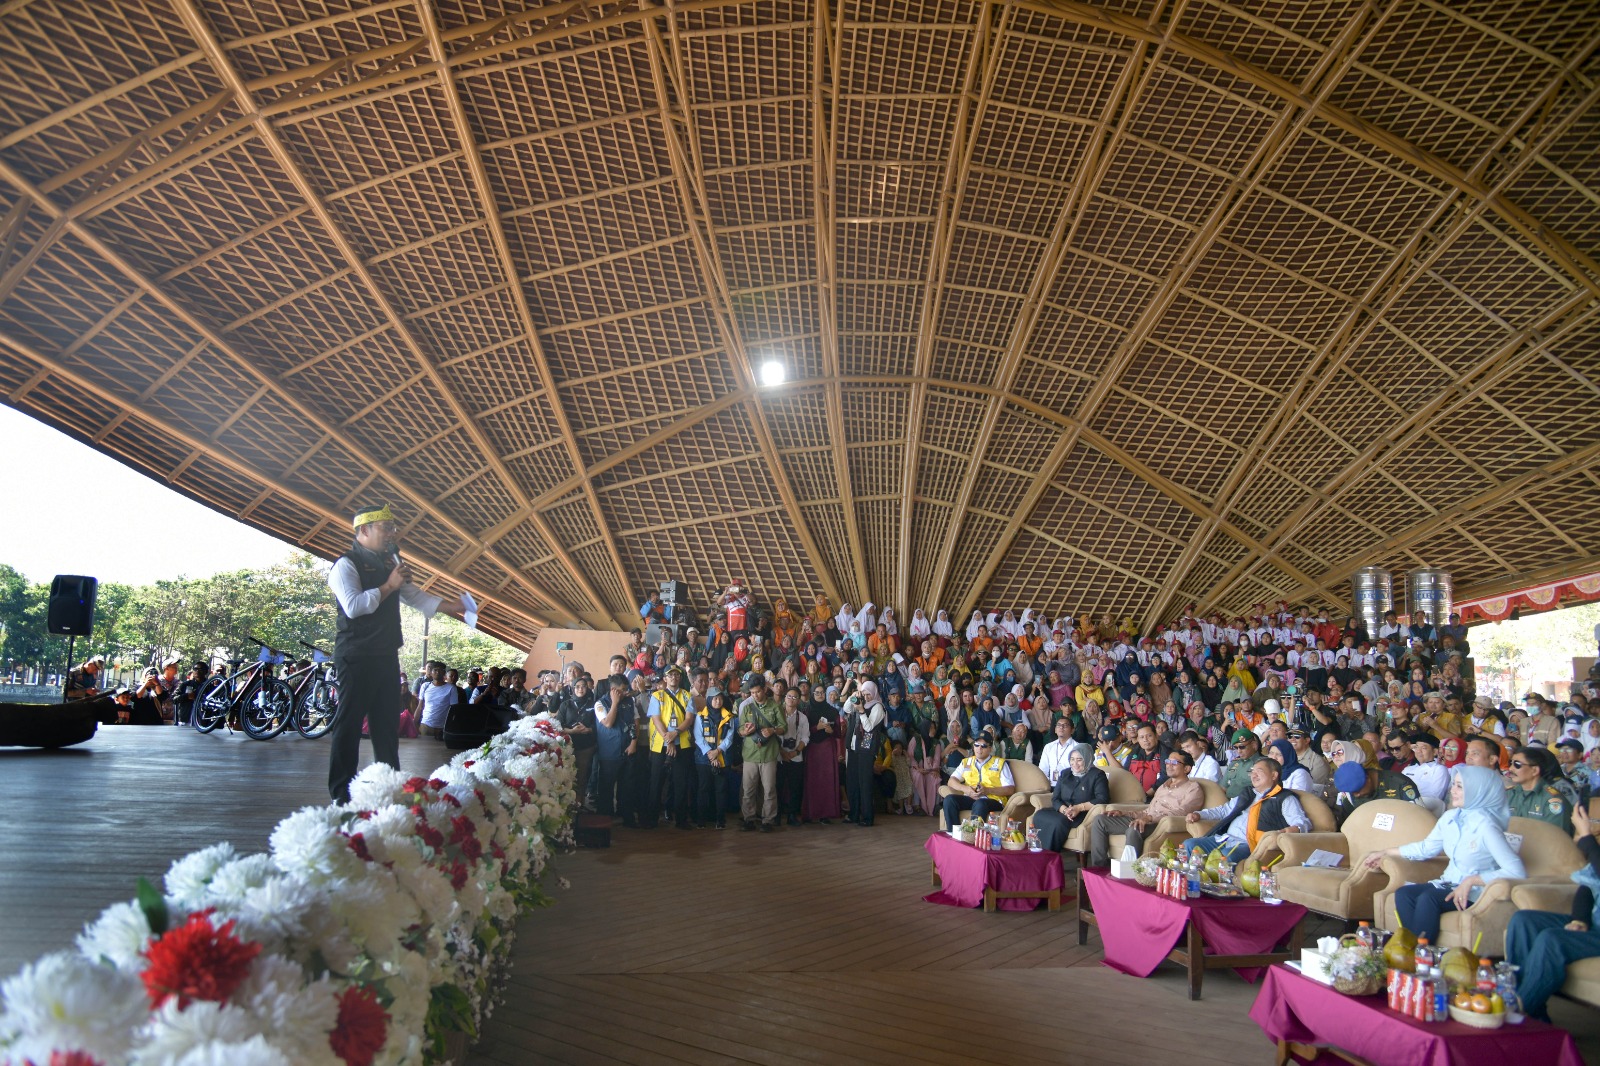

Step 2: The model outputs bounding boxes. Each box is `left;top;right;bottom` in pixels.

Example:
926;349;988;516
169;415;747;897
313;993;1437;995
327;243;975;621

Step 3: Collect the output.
1274;800;1437;922
1092;779;1228;862
1184;789;1339;865
1509;882;1600;1008
1025;762;1146;857
937;759;1051;830
1372;817;1584;957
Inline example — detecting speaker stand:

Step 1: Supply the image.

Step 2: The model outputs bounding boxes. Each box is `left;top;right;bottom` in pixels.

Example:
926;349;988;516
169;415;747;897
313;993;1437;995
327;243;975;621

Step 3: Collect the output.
62;635;75;704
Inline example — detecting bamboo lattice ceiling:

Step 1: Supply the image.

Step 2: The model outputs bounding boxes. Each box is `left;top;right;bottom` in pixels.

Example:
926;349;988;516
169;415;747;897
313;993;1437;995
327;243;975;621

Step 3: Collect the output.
1;0;1598;648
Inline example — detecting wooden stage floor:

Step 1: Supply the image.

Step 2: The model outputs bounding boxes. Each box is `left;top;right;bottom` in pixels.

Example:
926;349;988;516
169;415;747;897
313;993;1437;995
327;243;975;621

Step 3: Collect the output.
4;728;1597;1064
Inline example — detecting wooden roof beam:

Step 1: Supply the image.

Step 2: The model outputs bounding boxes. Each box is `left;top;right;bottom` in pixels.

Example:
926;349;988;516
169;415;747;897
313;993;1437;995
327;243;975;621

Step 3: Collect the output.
169;0;617;630
637;9;843;605
896;3;998;612
416;0;635;625
1177;39;1600;614
0;327;553;634
0;158;587;631
809;0;871;604
938;0;1178;618
1275;437;1600;608
1020;0;1600;299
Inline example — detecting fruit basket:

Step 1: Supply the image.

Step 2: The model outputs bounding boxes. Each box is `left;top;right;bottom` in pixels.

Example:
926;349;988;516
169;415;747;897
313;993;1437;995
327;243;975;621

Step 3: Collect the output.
1448;1003;1506;1029
1131;856;1162;887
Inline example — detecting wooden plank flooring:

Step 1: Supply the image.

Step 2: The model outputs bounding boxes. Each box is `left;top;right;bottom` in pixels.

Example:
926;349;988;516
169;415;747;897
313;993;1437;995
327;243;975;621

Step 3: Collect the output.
4;729;1597;1065
0;725;444;975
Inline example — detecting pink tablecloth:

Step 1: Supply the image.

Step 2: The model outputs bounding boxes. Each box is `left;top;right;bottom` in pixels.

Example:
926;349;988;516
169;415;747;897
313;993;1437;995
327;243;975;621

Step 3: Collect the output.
923;832;1064;911
1080;868;1305;980
1250;964;1584;1066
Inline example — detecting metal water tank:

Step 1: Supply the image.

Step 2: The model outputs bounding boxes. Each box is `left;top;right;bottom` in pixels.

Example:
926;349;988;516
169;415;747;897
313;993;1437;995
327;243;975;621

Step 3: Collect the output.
1350;566;1393;637
1406;568;1453;625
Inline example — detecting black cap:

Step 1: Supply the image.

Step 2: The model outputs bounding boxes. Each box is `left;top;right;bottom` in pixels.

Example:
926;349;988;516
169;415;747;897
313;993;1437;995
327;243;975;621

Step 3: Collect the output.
1098;724;1120;741
1556;738;1583;752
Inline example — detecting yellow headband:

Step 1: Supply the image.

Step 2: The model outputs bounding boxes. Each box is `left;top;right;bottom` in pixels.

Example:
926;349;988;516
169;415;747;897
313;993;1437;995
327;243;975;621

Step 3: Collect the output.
353;505;396;529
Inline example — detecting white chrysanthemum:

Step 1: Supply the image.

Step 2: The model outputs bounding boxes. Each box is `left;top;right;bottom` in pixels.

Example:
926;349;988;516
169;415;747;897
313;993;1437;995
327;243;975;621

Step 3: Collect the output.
401;864;455;925
75;900;154;967
363;805;416;841
165;843;238;906
234;955;340;1066
0;951;148;1061
347;764;412;810
135;999;263;1064
226;875;318;945
206;853;277;903
270;807;360;885
165;1034;294;1066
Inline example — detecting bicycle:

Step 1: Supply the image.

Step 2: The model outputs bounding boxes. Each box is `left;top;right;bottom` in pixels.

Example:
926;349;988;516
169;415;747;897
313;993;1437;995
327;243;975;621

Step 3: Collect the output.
191;638;293;736
283;641;338;740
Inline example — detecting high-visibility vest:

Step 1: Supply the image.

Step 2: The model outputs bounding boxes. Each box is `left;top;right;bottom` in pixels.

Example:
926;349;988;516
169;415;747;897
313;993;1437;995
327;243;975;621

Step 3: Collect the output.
650;689;694;752
959;755;1008;791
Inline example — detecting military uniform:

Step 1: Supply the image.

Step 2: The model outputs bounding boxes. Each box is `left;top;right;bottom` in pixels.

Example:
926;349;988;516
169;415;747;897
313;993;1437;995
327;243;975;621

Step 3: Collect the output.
1220;753;1263;799
1508;781;1573;833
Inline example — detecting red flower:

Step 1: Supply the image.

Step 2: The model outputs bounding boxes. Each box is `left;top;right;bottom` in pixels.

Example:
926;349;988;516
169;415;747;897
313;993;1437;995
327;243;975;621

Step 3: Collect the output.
140;910;261;1008
345;832;374;862
448;861;469;890
401;776;430;795
25;1053;105;1066
449;816;483;862
427;777;447;790
415;819;444;849
329;985;389;1066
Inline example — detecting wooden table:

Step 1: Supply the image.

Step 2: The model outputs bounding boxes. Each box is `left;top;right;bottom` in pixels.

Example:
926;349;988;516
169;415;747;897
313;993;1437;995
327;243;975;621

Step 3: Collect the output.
1078;866;1306;999
924;832;1064;912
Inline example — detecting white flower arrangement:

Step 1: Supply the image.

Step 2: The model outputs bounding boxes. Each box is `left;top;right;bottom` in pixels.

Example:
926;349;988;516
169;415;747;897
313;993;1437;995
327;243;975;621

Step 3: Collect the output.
0;714;573;1066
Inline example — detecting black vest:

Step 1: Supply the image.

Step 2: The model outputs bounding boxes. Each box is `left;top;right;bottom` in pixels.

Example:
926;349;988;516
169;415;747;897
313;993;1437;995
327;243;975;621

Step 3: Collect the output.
1215;786;1291;836
334;546;402;658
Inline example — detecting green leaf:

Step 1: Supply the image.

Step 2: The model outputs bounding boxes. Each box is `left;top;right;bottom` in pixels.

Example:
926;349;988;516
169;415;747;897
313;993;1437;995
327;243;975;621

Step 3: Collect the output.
135;876;169;936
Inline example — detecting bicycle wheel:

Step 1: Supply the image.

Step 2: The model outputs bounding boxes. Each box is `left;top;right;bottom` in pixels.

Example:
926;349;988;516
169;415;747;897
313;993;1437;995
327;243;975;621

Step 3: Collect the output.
192;677;230;734
296;675;338;739
242;679;293;740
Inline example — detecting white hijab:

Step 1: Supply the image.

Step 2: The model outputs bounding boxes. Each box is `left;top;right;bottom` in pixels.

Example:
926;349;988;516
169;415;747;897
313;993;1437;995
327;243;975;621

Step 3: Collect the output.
908;610;931;638
836;602;855;633
966;611;985;639
933;610;953;637
881;607;897;635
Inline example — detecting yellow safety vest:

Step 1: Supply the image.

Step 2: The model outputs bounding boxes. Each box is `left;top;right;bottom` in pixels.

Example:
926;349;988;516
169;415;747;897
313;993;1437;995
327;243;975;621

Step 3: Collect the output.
650;689;694;752
960;755;1008;791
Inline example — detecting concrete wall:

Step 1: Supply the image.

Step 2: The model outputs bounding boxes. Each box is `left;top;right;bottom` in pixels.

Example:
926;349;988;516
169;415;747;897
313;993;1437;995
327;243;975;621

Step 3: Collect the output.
522;628;631;680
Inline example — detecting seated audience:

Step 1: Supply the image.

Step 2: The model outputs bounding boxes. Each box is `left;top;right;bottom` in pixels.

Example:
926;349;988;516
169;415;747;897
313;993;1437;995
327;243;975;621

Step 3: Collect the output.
1033;743;1108;852
1182;758;1311;863
1362;765;1524;941
1087;749;1206;866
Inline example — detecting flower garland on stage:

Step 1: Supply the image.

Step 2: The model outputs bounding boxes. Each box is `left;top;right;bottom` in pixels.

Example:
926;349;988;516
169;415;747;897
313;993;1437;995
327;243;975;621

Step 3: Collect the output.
0;714;574;1066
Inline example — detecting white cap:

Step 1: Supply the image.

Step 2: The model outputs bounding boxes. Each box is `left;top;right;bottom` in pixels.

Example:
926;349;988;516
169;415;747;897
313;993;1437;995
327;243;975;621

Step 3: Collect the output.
1263;698;1283;717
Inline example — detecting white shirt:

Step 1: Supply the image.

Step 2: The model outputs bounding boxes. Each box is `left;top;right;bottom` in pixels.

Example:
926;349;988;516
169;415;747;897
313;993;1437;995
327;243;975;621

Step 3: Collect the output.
416;680;459;728
1190;753;1221;782
327;556;443;622
1038;739;1075;786
1404;761;1450;801
780;708;810;763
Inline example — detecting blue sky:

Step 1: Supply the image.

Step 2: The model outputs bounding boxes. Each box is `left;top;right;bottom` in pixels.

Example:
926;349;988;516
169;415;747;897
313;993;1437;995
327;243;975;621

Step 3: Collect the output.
0;404;300;585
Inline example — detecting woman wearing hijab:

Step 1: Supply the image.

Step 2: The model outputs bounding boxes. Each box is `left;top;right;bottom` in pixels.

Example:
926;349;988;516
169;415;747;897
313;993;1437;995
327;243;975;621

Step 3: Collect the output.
932;609;954;641
1219;675;1251;707
965;610;985;641
908;609;931;641
908;709;943;815
1267;738;1313;792
835;602;856;637
1362;765;1524;941
842;679;886;826
1031;743;1109;852
1438;734;1465;768
802;685;844;823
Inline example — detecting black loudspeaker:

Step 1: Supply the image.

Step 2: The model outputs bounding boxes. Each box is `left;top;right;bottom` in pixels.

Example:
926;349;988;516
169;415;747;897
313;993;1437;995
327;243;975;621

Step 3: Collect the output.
47;575;97;636
658;580;687;605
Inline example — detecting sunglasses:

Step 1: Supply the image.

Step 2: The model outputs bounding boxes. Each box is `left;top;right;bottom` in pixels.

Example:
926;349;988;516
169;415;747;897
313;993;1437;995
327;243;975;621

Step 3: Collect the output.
1509;760;1528;769
1387;745;1405;752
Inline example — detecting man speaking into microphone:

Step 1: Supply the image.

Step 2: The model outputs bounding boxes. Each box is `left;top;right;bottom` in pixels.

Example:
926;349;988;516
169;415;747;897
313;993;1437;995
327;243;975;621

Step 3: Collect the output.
326;504;467;802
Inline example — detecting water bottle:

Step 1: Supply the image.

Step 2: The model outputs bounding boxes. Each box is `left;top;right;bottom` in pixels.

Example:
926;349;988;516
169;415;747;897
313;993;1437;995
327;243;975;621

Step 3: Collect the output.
1026;824;1040;852
1431;965;1449;1023
1495;961;1525;1024
1356;920;1373;951
1185;851;1200;899
1259;866;1278;904
1218;855;1234;889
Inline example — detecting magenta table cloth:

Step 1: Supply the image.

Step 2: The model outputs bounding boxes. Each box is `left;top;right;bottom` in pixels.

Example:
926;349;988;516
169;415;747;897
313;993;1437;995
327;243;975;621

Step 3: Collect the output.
923;832;1064;911
1080;868;1305;980
1250;964;1584;1066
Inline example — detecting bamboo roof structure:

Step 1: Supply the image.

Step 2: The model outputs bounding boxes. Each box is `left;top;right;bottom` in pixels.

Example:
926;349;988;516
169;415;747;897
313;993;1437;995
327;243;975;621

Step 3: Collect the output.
2;0;1598;647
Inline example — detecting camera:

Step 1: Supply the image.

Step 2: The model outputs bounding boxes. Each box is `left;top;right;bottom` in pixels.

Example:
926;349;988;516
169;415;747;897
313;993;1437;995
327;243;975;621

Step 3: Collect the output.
556;641;573;652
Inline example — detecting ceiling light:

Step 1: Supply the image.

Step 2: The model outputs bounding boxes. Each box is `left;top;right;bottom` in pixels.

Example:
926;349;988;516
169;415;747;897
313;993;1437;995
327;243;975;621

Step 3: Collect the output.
759;360;786;387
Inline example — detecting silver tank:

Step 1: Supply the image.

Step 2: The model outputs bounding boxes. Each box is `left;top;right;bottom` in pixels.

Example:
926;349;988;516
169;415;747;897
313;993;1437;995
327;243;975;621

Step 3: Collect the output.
1351;566;1393;637
1406;568;1453;626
